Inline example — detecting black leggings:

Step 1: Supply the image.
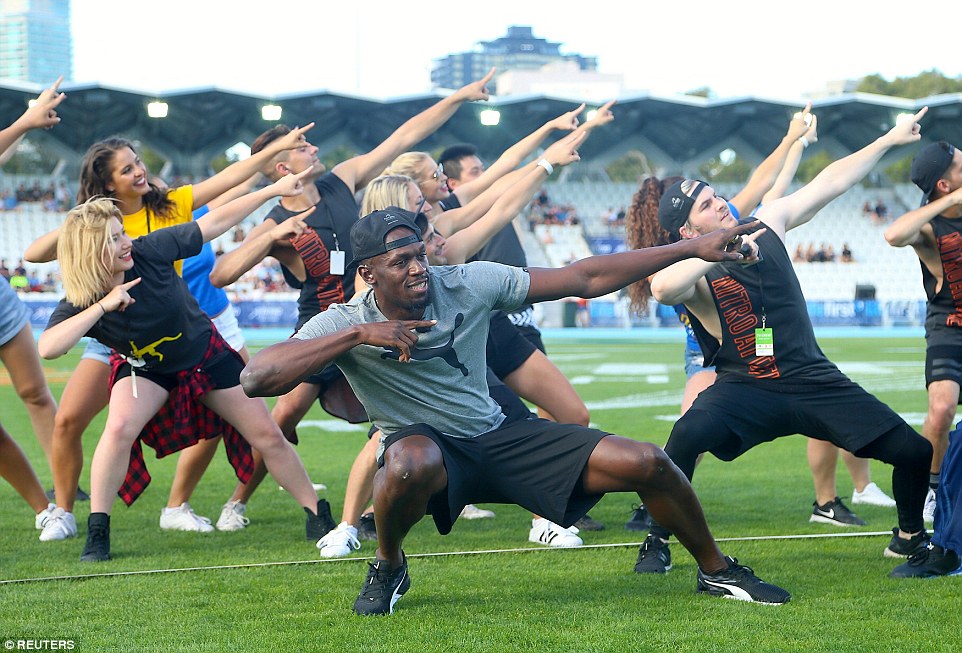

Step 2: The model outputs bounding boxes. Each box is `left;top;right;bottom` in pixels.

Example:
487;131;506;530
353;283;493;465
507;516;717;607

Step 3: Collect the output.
650;414;932;538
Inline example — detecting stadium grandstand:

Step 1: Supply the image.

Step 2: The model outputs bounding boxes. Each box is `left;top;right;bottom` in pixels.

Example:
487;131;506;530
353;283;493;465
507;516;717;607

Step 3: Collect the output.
3;79;960;327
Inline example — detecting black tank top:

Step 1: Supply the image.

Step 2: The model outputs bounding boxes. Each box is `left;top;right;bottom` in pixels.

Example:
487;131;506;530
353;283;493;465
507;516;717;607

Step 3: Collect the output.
687;223;838;383
922;216;962;343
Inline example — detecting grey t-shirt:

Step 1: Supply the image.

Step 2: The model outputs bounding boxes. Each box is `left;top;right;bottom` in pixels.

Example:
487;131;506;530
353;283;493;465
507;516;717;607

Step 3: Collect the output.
294;261;530;438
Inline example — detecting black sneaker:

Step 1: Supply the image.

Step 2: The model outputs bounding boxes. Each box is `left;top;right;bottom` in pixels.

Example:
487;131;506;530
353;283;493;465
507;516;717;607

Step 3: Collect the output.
45;487;90;502
306;499;337;541
574;513;606;531
634;534;671;574
890;543;962;578
884;527;930;559
357;512;378;541
80;513;111;562
809;497;866;527
697;556;791;605
625;504;651;532
353;554;411;616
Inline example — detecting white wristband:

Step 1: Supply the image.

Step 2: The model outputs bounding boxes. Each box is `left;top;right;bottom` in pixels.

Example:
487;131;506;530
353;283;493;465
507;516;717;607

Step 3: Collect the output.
798;135;810;149
536;158;554;176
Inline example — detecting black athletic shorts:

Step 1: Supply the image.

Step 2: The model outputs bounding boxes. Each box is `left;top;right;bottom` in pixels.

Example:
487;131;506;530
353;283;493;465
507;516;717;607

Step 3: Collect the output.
378;418;608;535
682;373;906;460
925;344;962;390
486;311;537;379
113;350;242;393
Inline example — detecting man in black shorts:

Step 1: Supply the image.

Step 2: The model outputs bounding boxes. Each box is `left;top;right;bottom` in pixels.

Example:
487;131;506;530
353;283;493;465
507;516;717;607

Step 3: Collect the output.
208;71;495;538
884;140;962;524
241;206;790;615
643;109;933;576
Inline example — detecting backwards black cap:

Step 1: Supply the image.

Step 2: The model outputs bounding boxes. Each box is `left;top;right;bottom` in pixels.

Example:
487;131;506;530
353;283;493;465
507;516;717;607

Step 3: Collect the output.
911;141;956;206
658;179;707;238
349;207;423;266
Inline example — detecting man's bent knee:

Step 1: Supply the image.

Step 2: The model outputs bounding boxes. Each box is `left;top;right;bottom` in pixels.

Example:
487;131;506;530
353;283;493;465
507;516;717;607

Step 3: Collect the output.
382;436;445;489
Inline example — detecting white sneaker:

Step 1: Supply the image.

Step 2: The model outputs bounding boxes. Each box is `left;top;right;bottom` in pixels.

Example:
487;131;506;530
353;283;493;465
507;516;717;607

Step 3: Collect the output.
923;488;937;524
528;518;583;547
216;501;249;532
460;504;496;520
35;502;56;529
160;502;214;532
39;508;77;541
851;482;896;508
316;521;361;558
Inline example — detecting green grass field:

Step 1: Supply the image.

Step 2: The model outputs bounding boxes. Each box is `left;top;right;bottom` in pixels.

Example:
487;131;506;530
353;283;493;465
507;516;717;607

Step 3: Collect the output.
1;334;958;652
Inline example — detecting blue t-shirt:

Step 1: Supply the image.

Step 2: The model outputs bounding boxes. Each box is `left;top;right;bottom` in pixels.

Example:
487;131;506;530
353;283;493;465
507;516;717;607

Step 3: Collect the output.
181;205;230;317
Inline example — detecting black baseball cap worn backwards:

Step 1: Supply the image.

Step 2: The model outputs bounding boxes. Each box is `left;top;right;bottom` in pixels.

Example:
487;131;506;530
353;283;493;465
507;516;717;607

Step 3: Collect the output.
350;207;423;266
658;179;708;238
911;141;956;205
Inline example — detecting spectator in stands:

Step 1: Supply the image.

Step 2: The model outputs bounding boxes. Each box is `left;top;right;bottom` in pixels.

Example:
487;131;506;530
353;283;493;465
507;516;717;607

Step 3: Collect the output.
792;244;806;262
875;199;889;222
862;201;877;222
0;76;64;534
841;242;854;262
641;108;931;577
885;139;962;533
26;126;317;543
0;258;10;280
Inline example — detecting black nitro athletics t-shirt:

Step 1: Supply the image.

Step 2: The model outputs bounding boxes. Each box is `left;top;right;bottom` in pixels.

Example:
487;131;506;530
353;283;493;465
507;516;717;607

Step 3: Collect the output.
47;222;212;375
265;172;360;330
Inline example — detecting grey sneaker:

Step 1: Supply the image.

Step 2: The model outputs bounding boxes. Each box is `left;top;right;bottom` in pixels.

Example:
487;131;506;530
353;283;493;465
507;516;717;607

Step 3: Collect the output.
216;500;249;532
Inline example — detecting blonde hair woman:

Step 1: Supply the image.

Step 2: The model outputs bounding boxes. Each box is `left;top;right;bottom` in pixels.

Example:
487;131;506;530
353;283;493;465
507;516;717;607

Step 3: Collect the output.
38;170;331;562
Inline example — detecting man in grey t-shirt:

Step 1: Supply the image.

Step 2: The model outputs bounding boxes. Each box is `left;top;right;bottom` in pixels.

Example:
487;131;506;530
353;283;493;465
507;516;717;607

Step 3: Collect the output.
242;207;791;614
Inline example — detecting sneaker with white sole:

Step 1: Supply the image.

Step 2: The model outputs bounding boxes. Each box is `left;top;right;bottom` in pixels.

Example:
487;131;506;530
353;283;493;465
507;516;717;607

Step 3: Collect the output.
460;504;496;520
528;518;582;547
884;527;930;558
696;556;791;605
851;482;896;508
35;502;56;530
810;497;867;527
216;501;249;532
923;488;936;524
160;502;214;533
39;508;77;541
317;521;361;558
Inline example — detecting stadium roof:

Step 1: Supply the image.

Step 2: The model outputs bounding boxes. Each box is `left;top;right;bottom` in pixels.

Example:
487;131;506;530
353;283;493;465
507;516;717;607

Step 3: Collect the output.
2;79;961;177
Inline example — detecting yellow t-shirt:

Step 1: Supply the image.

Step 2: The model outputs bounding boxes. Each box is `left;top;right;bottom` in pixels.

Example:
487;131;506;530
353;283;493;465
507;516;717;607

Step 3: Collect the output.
123;185;194;274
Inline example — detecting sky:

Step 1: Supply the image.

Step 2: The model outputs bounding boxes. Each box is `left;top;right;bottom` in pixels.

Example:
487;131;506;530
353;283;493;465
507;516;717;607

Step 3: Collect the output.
70;0;962;102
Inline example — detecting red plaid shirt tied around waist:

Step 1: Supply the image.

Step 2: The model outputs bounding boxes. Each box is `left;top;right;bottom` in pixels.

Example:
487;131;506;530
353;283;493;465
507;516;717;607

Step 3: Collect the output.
108;328;254;506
